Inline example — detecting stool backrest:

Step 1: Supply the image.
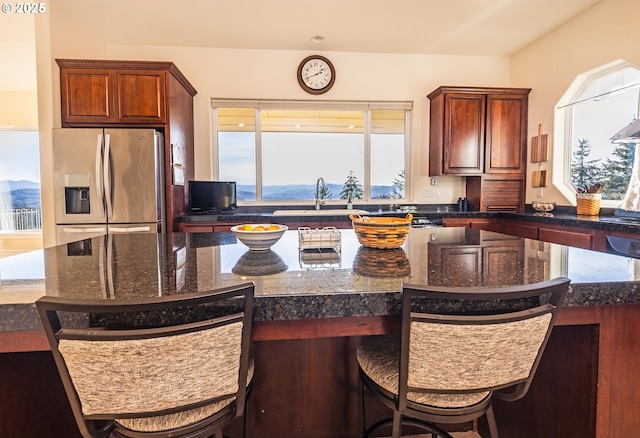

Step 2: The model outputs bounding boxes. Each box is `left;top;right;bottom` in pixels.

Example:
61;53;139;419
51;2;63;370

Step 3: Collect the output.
399;277;569;409
36;282;254;437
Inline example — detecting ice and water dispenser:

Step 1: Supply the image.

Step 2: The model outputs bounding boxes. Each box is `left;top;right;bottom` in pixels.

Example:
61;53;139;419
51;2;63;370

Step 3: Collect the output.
64;173;91;214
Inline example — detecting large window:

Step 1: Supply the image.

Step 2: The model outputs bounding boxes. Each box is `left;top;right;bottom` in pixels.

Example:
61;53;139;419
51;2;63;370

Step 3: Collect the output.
560;61;640;204
213;100;410;204
0;130;41;231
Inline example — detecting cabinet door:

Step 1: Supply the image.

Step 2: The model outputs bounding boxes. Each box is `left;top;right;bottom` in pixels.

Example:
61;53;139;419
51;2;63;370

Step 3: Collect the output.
467;175;524;212
60;69;115;124
443;93;485;174
115;70;166;123
485;93;527;173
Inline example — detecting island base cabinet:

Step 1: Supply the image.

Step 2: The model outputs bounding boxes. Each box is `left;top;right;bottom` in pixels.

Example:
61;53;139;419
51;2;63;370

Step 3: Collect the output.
0;352;82;438
242;332;596;438
491;324;598;438
5;306;640;438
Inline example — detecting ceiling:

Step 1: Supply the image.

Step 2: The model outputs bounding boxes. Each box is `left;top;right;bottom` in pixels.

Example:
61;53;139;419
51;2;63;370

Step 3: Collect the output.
53;0;602;57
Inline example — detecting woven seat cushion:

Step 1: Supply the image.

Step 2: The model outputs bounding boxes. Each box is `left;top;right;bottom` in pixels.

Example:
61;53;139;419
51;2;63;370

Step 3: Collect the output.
357;335;490;409
115;358;254;433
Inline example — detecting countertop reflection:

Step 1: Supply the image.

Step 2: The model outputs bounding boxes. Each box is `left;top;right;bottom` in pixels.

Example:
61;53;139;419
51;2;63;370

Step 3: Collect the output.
2;227;640;330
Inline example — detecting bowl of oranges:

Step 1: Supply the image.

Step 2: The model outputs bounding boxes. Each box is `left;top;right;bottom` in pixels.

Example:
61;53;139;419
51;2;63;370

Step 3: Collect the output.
230;224;288;251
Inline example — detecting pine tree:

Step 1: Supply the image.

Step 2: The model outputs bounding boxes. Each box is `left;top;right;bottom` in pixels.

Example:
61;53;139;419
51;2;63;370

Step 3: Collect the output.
392;170;405;199
319;184;333;200
601;142;636;200
340;170;364;200
571;138;603;190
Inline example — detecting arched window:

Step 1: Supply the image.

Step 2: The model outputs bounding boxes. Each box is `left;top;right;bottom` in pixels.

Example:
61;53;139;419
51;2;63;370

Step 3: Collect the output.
554;60;640;207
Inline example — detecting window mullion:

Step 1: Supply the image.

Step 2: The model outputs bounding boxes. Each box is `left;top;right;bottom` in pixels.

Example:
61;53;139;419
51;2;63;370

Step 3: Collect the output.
211;107;219;179
404;109;411;201
255;108;263;203
364;110;371;201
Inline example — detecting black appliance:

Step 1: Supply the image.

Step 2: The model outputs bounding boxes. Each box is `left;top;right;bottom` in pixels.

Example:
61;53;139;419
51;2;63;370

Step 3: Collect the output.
189;181;237;213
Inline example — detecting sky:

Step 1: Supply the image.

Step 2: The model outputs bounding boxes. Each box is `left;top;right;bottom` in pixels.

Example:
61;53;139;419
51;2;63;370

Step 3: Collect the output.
572;83;639;161
0;130;40;182
219;131;405;186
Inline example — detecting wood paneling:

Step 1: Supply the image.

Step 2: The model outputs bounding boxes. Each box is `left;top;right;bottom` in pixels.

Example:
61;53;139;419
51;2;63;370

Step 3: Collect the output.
0;352;82;438
491;325;598;438
538;227;593;249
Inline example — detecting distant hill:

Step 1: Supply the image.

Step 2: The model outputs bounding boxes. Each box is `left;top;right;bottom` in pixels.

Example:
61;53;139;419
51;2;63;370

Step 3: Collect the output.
0;180;41;209
1;180;40;191
237;183;399;201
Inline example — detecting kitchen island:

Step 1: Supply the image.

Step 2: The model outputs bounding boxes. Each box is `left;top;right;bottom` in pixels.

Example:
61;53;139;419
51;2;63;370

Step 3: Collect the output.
1;227;640;437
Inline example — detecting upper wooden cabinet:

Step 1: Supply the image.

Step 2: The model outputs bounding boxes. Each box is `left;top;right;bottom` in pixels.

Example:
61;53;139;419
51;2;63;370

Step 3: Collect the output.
60;68;166;125
57;59;194;127
427;86;531;176
56;59;197;232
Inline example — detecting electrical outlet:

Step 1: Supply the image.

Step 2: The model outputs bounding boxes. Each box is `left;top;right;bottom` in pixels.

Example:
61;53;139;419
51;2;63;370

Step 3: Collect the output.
422;188;435;197
422;188;442;197
431;178;437;186
537;188;544;198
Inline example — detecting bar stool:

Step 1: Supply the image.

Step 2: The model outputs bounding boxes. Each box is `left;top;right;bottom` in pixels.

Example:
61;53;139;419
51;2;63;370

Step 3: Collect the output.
357;277;570;438
36;282;255;438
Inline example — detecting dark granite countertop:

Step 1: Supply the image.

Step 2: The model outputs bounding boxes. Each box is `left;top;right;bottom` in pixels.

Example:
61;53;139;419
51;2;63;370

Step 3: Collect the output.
2;227;640;332
178;204;640;234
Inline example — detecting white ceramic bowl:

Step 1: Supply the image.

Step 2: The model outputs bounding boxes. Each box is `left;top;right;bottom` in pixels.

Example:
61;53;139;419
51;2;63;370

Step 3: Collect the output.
531;201;555;212
230;224;288;251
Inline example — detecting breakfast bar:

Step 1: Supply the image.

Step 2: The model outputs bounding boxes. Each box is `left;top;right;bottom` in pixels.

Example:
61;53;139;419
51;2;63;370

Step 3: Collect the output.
2;227;640;437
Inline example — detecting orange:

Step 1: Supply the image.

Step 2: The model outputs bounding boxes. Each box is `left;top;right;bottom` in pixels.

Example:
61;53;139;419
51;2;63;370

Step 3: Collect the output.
266;225;280;231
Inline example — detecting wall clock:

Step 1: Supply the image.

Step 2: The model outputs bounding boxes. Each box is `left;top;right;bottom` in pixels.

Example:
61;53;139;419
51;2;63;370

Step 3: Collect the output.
297;55;335;95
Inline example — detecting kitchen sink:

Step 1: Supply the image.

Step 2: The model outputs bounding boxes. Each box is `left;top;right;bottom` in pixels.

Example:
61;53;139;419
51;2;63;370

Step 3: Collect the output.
272;209;369;216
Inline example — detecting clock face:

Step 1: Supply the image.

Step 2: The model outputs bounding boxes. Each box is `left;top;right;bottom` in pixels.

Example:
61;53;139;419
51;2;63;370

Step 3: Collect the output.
298;56;335;94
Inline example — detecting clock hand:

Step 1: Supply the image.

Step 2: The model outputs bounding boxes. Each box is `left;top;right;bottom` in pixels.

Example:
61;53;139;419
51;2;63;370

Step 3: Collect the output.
304;68;325;80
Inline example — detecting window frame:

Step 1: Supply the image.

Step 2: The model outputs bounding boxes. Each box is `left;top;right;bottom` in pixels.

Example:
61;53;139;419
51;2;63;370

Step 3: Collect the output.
554;59;640;208
210;99;412;206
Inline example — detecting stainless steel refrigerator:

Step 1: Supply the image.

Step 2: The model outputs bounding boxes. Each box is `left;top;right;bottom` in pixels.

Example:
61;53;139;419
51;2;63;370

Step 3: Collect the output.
53;128;165;245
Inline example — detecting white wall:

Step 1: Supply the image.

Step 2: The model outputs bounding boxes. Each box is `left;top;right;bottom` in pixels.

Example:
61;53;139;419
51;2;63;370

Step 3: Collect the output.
0;13;38;129
511;0;640;205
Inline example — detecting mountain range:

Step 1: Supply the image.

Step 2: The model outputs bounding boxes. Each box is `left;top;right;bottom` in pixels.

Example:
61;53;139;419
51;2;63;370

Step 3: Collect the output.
238;183;399;201
0;180;41;209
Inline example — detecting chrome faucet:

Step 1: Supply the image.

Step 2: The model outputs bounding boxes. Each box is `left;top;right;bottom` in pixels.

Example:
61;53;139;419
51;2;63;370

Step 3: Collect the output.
315;177;326;210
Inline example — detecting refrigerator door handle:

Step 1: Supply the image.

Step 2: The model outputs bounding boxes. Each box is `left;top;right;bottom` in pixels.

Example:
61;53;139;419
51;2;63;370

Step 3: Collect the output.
109;226;154;233
103;133;113;218
61;226;107;233
96;133;105;218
